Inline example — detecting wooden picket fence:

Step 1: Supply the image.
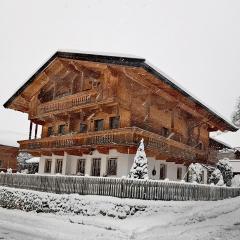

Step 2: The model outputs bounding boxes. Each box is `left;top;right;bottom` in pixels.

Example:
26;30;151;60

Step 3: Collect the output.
0;173;240;201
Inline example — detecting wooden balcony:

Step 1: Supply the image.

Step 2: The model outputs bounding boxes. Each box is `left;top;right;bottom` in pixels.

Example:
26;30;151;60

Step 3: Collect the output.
30;91;115;119
18;127;208;163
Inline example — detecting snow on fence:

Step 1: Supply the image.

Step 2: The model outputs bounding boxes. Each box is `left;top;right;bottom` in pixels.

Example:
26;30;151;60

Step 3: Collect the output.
0;174;240;201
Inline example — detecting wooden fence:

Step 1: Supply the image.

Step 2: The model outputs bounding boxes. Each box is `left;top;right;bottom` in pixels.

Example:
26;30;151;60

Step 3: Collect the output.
0;174;240;201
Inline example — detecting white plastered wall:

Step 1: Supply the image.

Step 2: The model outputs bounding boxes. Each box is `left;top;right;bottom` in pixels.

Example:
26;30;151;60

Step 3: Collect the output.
38;149;187;181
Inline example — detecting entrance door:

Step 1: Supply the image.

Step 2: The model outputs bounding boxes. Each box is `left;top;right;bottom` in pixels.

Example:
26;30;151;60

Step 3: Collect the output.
91;158;101;176
160;164;166;180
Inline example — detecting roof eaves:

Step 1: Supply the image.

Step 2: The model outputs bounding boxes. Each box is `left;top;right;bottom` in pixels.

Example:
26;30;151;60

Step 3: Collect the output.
3;51;145;109
56;51;145;67
209;136;232;149
3;52;59;109
142;62;239;132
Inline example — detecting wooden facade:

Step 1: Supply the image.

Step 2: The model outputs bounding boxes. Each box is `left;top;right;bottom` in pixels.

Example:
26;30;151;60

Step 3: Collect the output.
3;52;238;171
0;145;18;172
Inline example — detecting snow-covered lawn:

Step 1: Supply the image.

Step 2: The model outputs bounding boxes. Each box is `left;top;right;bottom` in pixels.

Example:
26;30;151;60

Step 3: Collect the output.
0;187;240;239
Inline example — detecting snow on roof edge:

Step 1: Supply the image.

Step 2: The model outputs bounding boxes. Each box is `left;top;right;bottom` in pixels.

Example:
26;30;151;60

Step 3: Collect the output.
210;136;233;149
57;49;143;59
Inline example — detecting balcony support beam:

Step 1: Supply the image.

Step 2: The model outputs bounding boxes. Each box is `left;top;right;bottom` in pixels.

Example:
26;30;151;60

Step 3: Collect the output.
29;121;33;140
34;124;38;139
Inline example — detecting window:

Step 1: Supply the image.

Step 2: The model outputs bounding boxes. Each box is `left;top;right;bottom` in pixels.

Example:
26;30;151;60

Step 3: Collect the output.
47;126;53;136
0;160;3;168
109;116;120;129
55;159;63;174
107;158;117;176
77;159;85;175
58;124;65;135
162;127;170;137
94;119;104;131
91;158;101;176
45;159;52;173
196;142;204;150
177;167;182;180
160;164;166;180
80;123;87;133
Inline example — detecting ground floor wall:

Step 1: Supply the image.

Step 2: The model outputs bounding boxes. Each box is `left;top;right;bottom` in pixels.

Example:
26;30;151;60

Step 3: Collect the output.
38;149;189;181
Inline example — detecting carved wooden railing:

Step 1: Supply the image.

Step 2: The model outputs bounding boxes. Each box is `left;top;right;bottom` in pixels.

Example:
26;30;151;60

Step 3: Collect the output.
18;127;207;162
36;91;95;116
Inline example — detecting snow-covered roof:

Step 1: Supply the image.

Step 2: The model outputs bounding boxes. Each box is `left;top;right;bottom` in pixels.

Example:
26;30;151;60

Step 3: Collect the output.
3;50;238;132
201;164;215;171
26;157;40;164
210;136;233;149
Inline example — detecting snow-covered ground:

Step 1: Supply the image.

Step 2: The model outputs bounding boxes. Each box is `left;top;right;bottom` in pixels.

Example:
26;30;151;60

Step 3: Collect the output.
0;189;240;239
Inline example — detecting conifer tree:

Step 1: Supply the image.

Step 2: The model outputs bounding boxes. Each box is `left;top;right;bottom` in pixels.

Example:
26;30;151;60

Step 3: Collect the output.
216;158;233;186
128;139;148;179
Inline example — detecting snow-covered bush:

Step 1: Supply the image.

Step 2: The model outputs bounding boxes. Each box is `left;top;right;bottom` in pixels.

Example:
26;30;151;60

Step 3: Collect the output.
0;186;152;219
128;139;148;179
6;168;12;174
188;163;204;183
231;174;240;187
209;169;224;186
17;152;32;172
215;158;233;187
17;152;32;164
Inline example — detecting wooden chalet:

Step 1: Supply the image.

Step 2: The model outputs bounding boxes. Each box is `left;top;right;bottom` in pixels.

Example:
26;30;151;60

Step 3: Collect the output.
3;51;238;180
0;144;18;172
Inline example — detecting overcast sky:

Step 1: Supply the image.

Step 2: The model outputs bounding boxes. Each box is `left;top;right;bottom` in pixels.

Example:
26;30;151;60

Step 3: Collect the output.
0;0;240;147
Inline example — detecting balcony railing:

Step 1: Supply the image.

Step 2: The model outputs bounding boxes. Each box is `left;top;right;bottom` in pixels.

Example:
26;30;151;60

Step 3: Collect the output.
18;127;207;162
29;91;111;119
37;91;94;116
39;95;91;115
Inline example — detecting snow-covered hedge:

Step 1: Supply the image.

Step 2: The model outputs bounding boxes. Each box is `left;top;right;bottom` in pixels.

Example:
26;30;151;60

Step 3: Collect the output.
0;187;149;219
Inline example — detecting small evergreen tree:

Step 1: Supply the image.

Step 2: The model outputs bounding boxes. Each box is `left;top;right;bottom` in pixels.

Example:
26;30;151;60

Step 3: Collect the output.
128;139;148;179
188;163;204;183
216;158;233;187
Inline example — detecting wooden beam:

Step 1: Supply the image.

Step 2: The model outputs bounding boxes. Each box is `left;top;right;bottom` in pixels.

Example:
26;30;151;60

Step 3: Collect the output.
34;124;38;139
29;121;33;140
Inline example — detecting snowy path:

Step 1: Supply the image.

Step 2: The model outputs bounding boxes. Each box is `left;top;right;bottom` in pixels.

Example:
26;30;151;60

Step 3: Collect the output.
0;208;126;240
0;197;240;239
